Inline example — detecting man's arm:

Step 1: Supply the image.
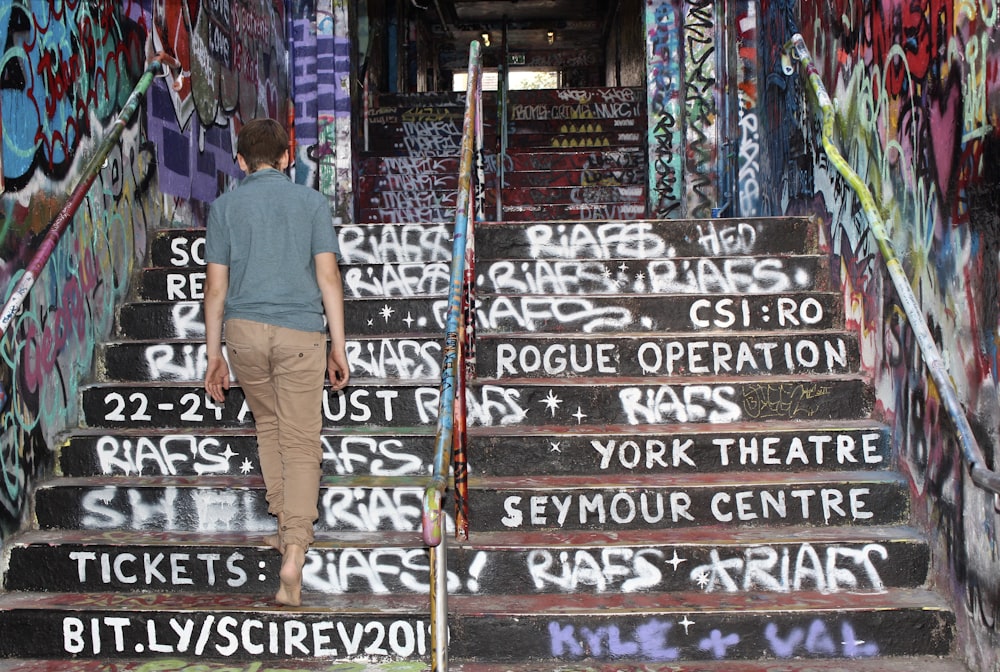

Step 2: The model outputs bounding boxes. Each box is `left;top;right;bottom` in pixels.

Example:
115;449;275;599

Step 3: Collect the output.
204;262;231;402
315;252;350;391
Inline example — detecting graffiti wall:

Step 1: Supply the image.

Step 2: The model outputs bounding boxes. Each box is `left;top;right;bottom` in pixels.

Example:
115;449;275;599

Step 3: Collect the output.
645;0;725;219
0;0;348;544
760;1;1000;669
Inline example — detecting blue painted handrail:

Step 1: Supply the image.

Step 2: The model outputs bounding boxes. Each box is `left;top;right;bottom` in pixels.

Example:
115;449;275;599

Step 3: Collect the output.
785;34;1000;503
422;40;483;672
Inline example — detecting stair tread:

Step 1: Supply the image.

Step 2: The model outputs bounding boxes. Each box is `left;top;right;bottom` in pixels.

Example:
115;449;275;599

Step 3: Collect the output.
7;524;928;549
0;658;971;672
0;586;952;615
38;469;903;489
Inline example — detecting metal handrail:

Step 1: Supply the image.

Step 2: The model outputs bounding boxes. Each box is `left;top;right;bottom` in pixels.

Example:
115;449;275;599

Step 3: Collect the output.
785;34;1000;505
422;40;483;672
0;55;169;408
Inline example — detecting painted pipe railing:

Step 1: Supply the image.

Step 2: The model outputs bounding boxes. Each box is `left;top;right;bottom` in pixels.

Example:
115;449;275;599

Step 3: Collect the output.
785;34;1000;505
0;55;170;409
422;39;483;672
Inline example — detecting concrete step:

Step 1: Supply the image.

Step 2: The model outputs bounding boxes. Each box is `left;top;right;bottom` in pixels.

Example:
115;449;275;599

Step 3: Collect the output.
478;255;830;294
98;335;444;383
150;223;457;267
503;166;645;187
500;201;646;221
0;656;971;671
475;331;857;378
98;329;856;386
475;218;819;259
5;525;928;595
59;426;435;478
33;470;907;533
505;131;644;150
148;217;820;270
504;149;645;172
115;291;844;339
0;588;953;662
135;253;829;302
59;420;886;479
358;206;456;223
508;88;645;120
79;374;872;429
506;118;643;134
503;185;646;206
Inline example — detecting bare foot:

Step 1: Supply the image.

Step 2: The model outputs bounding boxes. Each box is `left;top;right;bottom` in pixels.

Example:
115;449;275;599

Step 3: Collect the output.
264;532;284;553
275;544;305;606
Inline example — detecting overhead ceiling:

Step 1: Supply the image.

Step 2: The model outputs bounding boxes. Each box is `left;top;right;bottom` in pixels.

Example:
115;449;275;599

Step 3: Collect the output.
430;0;614;57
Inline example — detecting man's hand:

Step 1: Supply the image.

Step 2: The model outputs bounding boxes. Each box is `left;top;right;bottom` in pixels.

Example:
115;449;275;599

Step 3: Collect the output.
328;347;350;391
205;355;231;403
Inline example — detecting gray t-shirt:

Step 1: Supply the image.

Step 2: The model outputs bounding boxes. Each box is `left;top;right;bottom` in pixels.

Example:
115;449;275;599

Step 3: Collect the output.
205;168;340;333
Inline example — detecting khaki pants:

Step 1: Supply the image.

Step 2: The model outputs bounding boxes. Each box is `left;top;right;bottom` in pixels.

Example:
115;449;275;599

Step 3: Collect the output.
225;318;326;548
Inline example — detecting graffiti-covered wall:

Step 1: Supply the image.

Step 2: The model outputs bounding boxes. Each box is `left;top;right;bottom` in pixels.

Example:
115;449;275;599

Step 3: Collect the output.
0;0;342;544
757;1;1000;669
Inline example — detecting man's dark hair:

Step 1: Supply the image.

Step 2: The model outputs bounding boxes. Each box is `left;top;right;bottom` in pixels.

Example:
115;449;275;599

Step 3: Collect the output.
237;118;289;172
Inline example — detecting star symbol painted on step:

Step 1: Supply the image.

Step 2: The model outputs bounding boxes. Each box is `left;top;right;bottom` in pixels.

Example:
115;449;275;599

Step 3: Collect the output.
602;266;613;279
693;570;711;589
220;444;237;463
618;262;629;273
665;550;687;571
679;615;695;635
240;458;254;474
403;312;415;328
541;390;563;417
379;304;395;322
572;406;587;424
549;441;562;453
367;318;374;327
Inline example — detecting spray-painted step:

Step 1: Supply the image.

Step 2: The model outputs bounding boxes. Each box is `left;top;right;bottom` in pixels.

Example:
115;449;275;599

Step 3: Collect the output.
5;525;928;595
99;336;444;383
358;155;465;176
503;185;646;207
506;131;644;150
139;253;829;303
479;255;829;295
360;189;460;210
475;292;843;334
116;298;453;340
0;588;952;662
59;427;435;478
80;374;872;430
358;206;456;224
501;202;645;221
79;380;439;430
33;470;907;534
58;419;886;480
476;331;856;378
149;217;819;270
451;660;972;672
135;263;458;301
504;167;644;188
115;292;844;340
475;217;819;260
470;420;888;476
504;149;645;173
508;88;644;119
0;656;973;672
149;222;457;268
95;331;859;382
507;118;643;135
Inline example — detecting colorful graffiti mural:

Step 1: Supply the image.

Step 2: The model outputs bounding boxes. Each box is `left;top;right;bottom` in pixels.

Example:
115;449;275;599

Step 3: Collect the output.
762;1;1000;669
0;0;322;543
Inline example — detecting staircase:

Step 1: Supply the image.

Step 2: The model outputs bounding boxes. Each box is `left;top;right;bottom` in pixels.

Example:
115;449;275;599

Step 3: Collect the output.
0;87;969;671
